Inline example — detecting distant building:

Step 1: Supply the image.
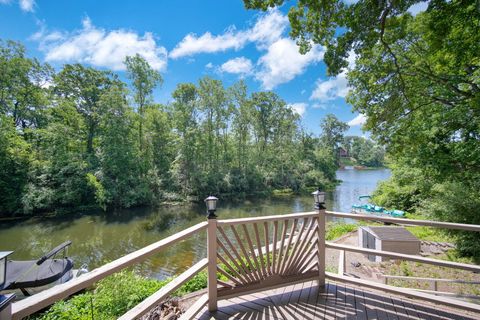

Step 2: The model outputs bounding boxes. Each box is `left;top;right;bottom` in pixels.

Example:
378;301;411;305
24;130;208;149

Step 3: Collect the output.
338;147;349;158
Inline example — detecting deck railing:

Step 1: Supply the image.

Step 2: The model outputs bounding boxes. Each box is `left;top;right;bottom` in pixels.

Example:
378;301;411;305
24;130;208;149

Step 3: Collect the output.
3;207;480;319
324;210;480;313
7;222;208;320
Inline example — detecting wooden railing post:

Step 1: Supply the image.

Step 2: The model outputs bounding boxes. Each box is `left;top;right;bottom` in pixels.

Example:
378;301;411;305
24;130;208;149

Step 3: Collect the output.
207;214;218;312
316;204;326;287
0;294;15;320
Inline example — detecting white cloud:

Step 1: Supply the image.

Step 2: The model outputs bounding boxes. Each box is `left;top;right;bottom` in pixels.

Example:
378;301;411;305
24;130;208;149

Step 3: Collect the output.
171;9;319;89
288;103;307;117
256;39;324;90
247;9;288;49
33;17;167;71
170;9;287;59
310;51;356;102
0;0;35;11
205;62;214;69
408;1;429;16
220;57;253;75
19;0;34;12
312;103;327;109
347;114;366;126
310;72;349;101
170;29;246;59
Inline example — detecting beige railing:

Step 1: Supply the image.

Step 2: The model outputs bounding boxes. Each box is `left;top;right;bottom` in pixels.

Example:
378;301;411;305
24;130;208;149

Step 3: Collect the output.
4;208;480;319
324;210;480;313
8;222;208;320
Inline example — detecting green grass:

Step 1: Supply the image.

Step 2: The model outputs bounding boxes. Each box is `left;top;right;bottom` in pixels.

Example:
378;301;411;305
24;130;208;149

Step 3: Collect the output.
272;188;295;196
339;157;357;166
405;226;453;243
326;222;358;241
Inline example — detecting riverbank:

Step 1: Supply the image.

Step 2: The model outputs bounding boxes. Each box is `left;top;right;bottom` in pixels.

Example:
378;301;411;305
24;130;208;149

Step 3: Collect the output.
0;168;391;278
0;181;343;221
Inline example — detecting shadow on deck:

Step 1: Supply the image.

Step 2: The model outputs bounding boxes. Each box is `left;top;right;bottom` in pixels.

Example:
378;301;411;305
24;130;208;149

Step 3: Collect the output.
195;281;477;320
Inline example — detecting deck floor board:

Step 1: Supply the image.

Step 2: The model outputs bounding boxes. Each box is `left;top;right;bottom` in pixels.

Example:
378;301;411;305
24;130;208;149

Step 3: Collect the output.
194;281;477;319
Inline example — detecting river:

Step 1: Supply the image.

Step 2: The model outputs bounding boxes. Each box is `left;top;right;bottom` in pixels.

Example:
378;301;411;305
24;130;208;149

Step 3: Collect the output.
0;167;390;280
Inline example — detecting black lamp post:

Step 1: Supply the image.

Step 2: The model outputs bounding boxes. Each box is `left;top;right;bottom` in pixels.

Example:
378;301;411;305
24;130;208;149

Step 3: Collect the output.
312;188;326;210
204;196;218;219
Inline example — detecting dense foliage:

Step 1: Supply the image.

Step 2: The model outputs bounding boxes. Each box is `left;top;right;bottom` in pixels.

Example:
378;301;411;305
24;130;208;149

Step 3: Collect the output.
245;0;480;258
0;40;345;216
342;136;385;167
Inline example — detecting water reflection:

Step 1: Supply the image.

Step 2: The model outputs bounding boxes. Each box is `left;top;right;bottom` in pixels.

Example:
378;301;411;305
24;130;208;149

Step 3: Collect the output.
0;168;390;280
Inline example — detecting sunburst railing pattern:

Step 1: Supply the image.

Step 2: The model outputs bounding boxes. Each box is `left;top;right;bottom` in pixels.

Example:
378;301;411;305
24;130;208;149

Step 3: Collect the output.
213;214;322;298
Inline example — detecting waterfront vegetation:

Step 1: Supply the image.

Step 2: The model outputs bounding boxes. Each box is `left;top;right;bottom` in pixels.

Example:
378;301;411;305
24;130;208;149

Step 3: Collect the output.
35;271;168;319
340;136;385;168
0;40;354;217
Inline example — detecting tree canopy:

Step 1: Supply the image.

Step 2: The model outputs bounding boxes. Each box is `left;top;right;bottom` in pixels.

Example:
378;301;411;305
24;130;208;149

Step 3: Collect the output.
0;40;342;216
244;0;480;258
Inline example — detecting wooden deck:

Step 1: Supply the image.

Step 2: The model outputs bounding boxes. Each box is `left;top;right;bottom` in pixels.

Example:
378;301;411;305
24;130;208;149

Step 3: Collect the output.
194;281;478;320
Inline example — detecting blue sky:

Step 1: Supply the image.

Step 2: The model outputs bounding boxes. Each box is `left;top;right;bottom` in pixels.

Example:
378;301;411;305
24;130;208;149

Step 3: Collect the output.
0;0;371;135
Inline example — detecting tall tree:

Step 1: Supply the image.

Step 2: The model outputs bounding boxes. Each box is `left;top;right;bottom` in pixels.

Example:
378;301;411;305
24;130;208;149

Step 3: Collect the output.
96;85;147;208
0;115;31;214
170;83;199;196
0;40;52;129
229;81;251;172
124;54;163;150
53;64;120;155
319;114;348;160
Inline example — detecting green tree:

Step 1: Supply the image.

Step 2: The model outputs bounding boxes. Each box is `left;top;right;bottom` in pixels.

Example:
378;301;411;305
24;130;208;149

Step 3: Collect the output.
144;104;175;199
319;114;348;163
197;77;229;174
0;115;31;214
22;101;91;213
96;85;147;208
0;40;52;129
124;54;163;150
229;80;251;172
53;64;121;155
170;83;200;196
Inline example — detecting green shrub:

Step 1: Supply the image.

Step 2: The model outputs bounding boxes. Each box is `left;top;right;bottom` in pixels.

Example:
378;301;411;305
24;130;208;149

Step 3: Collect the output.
174;271;207;296
36;268;220;319
37;271;168;320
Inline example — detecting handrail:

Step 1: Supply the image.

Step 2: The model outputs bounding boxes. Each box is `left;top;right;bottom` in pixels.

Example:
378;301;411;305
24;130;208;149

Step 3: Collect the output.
178;295;208;320
11;221;208;320
217;211;317;226
326;211;480;232
410;288;480;300
326;242;480;273
118;258;208;320
382;274;480;285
